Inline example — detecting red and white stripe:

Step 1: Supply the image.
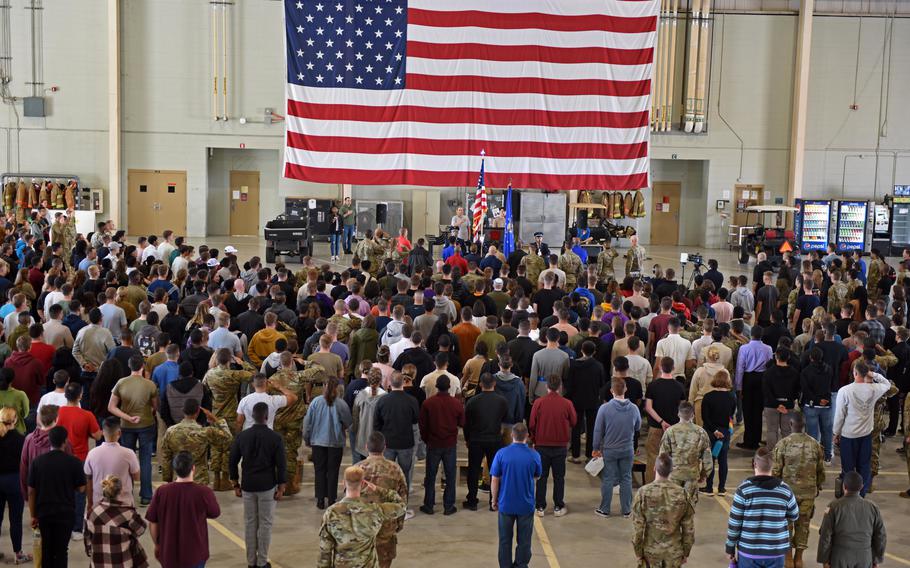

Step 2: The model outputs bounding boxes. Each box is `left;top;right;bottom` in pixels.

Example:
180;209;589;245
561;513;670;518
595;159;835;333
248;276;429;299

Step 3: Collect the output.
472;179;487;242
285;0;658;191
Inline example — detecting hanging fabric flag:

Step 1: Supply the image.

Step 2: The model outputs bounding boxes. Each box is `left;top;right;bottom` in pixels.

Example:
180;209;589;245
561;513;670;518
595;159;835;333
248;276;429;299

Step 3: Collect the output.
472;152;487;244
503;182;515;256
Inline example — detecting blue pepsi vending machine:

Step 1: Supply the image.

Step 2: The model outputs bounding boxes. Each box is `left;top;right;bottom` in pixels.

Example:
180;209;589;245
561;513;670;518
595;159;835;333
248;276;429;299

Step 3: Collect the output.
833;200;873;252
794;199;833;253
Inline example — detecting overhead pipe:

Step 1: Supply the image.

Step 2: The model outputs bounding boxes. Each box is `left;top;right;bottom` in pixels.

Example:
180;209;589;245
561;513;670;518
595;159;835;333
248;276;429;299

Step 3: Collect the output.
222;1;229;121
211;2;218;121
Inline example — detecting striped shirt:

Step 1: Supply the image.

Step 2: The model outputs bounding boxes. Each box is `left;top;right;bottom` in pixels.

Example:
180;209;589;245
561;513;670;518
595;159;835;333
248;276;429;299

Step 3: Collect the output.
725;475;799;558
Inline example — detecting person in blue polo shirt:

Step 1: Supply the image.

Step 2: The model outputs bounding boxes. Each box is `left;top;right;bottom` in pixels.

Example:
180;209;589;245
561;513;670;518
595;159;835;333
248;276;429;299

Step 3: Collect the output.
491;422;541;568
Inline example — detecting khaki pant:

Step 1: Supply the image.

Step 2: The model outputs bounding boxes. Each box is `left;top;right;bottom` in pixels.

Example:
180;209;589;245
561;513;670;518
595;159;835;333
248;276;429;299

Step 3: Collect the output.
763;408;792;450
645;428;664;484
693;399;703;427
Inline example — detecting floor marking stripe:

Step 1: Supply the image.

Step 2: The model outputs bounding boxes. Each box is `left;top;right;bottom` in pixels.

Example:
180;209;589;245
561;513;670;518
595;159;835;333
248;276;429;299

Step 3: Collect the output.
712;494;910;566
533;516;562;568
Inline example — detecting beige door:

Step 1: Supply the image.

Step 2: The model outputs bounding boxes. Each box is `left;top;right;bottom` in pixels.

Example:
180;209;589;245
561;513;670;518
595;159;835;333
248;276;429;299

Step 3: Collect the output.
229;170;261;235
157;172;187;235
650;182;681;246
127;170;187;236
127;170;160;236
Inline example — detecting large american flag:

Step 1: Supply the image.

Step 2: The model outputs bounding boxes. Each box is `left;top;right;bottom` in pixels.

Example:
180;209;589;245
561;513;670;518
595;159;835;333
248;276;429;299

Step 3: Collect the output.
284;0;658;191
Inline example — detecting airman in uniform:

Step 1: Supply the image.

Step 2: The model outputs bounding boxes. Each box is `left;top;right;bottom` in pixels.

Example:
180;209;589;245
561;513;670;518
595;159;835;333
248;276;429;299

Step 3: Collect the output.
533;231;550;258
354;229;387;276
520;243;546;290
50;210;77;268
826;270;849;314
658;402;712;503
271;351;325;495
558;242;582;290
772;413;825;568
867;249;886;301
595;241;619;283
203;348;256;489
625;234;646;277
632;453;695;568
159;400;233;488
318;466;407;568
359;432;408;568
328;301;358;343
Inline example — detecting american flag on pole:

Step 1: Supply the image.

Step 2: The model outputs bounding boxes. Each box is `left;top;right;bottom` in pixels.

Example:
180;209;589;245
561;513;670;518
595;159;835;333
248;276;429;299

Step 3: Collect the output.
284;0;658;191
471;153;487;242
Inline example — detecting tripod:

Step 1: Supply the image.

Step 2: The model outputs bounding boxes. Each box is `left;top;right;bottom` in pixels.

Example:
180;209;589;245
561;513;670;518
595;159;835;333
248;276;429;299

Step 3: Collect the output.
683;262;703;290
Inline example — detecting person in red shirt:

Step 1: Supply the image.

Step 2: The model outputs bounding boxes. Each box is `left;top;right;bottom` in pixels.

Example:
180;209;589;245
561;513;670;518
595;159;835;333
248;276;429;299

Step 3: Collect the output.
648;297;675;358
27;324;56;376
418;375;465;515
528;375;577;517
4;336;44;409
56;382;101;540
146;451;221;568
445;246;468;275
395;227;412;254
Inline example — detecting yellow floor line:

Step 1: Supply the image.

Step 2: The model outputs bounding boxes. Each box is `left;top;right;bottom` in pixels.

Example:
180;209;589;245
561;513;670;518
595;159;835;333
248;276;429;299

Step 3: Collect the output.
533;516;562;568
712;494;909;566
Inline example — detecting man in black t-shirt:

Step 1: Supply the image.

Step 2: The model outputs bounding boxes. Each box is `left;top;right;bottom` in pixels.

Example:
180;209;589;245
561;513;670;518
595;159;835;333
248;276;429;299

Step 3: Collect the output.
643;357;686;483
27;426;86;566
532;272;565;321
754;271;779;327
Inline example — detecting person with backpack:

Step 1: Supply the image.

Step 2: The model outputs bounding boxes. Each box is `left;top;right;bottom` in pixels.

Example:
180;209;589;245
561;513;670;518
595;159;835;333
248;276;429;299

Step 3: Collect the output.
161;361;213;427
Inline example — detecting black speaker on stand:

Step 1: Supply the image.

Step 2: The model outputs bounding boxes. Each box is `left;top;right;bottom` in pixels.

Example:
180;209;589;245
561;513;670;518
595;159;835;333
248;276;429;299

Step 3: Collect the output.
376;203;388;226
576;209;588;230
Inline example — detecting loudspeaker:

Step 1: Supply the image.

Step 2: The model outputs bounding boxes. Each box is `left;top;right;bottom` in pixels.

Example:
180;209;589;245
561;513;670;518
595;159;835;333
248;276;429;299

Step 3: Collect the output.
576;209;588;230
376;203;388;224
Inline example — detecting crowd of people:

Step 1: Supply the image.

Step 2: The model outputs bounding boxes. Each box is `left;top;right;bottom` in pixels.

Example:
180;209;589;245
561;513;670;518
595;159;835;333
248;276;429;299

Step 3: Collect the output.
0;206;907;567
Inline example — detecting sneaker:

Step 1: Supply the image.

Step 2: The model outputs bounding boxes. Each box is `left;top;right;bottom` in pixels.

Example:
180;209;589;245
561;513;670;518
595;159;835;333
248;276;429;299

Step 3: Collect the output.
825;458;833;466
443;507;457;516
622;512;632;519
317;498;326;510
139;498;151;507
594;508;610;518
567;457;583;464
462;500;478;511
535;507;545;517
553;507;567;517
899;490;910;499
404;509;416;521
717;488;727;496
419;505;435;515
14;552;33;565
71;531;84;542
698;487;714;496
478;483;490;493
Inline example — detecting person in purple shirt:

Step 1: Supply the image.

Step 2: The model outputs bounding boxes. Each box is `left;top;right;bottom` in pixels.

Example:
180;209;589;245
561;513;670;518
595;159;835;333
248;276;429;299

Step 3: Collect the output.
601;296;629;329
735;326;774;450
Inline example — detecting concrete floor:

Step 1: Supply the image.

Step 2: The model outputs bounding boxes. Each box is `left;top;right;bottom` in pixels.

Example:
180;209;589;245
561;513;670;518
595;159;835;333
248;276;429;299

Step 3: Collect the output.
9;238;906;567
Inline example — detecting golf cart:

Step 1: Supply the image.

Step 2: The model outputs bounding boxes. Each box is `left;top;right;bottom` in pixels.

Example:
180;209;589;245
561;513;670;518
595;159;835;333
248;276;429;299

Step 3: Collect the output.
737;205;800;266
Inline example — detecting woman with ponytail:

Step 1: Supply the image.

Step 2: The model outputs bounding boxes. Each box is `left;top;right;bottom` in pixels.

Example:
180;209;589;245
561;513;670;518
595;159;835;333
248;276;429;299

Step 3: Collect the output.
352;367;387;463
84;475;149;567
302;376;352;509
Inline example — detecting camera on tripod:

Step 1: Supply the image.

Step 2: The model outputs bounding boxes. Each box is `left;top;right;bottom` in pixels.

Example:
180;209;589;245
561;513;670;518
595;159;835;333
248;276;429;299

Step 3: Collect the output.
680;252;704;268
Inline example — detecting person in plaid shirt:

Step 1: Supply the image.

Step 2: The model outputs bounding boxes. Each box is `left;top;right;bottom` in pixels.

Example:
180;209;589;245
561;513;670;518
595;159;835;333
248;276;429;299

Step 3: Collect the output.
84;475;149;568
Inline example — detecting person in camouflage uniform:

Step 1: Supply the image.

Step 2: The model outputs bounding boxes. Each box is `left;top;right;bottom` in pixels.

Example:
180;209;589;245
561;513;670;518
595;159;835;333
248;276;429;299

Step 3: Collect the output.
826;269;849;314
359;432;408;568
328;302;358;343
203;348;256;488
632;453;695;568
771;413;825;568
557;241;582;290
625;234;646;277
318;466;407;568
50;210;77;268
658;402;712;504
867;249;886;301
271;351;326;495
596;241;619;283
520;243;546;290
354;229;387;276
159;399;233;487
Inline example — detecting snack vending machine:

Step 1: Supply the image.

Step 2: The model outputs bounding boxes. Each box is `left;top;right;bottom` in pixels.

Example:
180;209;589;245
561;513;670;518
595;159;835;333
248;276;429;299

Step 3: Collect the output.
833;200;873;252
794;199;833;253
890;186;910;256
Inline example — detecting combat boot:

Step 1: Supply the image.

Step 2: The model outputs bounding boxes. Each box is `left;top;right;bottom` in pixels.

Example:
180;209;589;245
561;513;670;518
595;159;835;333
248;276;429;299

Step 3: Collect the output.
793;549;804;568
213;472;232;492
